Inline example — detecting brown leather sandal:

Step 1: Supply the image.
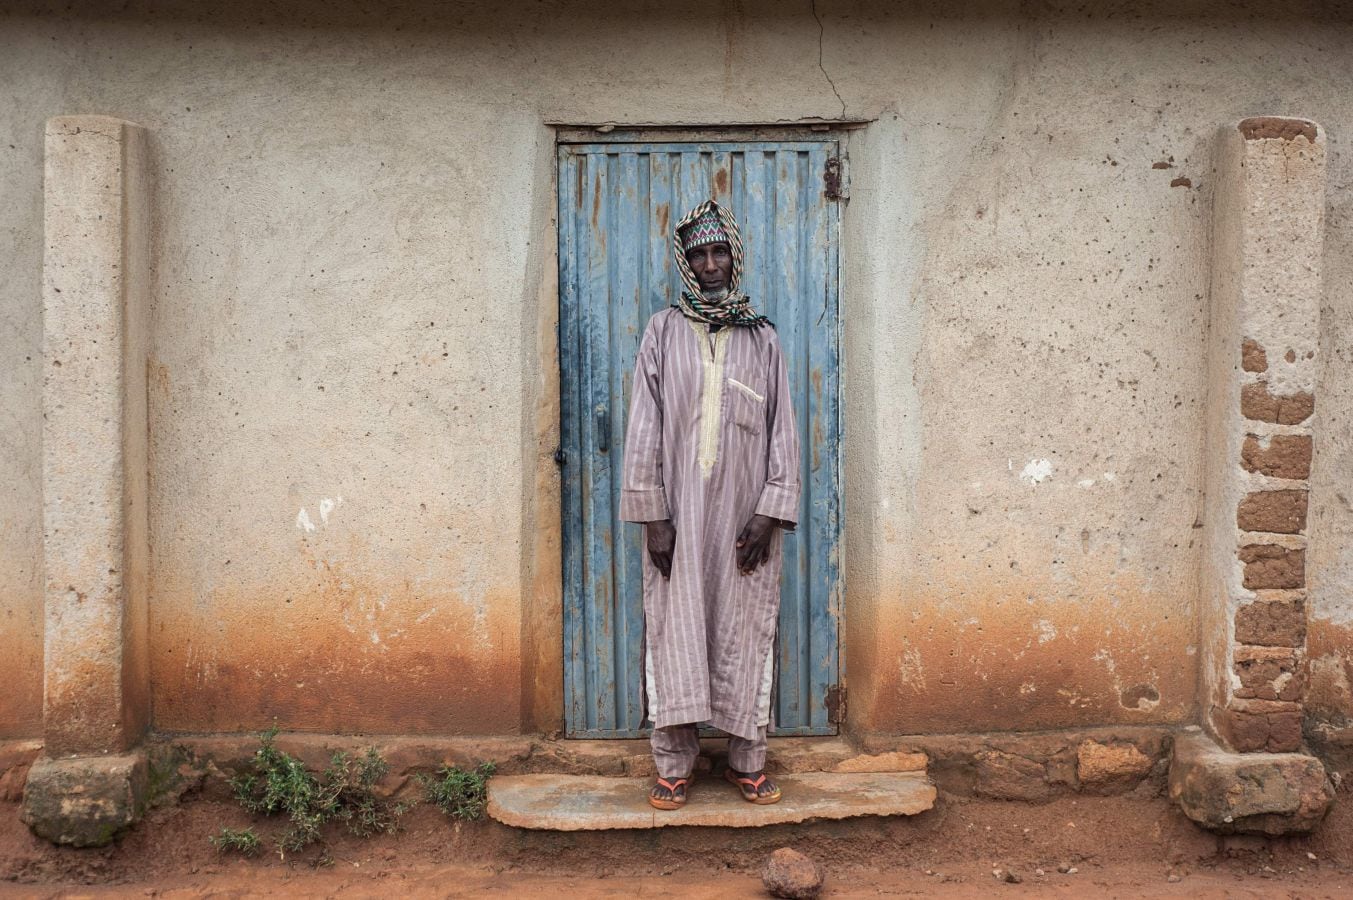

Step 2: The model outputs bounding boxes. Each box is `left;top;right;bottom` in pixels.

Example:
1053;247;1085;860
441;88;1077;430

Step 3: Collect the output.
648;775;691;810
725;768;782;805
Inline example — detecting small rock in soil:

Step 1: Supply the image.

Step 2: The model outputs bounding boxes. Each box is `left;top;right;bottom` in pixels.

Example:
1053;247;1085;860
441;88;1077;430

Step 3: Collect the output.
1057;863;1072;874
762;848;823;900
1167;874;1182;883
992;869;1022;884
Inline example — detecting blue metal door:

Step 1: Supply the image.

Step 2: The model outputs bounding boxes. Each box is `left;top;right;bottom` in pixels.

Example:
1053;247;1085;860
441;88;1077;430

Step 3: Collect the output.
559;140;841;738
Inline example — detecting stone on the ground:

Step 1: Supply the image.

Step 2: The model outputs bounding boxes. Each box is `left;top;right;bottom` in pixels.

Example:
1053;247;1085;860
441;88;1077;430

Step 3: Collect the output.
0;740;41;803
762;848;823;899
21;752;148;847
972;750;1052;801
0;765;28;803
1169;731;1333;835
1076;740;1154;792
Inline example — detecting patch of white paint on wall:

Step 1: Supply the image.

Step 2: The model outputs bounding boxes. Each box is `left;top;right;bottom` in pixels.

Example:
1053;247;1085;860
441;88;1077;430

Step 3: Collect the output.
1092;648;1117;674
1019;459;1054;485
319;495;344;525
1078;478;1096;488
1057;688;1092;709
1036;619;1057;644
296;508;316;532
898;647;926;690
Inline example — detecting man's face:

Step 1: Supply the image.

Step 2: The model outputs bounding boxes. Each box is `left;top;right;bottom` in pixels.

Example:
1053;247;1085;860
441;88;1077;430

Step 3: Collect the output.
685;242;733;296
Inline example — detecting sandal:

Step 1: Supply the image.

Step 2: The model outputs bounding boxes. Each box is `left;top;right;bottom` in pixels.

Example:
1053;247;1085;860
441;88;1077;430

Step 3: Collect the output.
649;775;691;810
725;767;782;805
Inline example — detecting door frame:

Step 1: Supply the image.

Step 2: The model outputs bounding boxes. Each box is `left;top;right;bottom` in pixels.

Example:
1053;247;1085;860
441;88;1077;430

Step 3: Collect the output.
552;127;848;739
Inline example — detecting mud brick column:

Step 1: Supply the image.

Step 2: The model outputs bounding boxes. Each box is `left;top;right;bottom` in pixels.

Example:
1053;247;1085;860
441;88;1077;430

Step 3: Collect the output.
1200;117;1324;754
21;116;152;846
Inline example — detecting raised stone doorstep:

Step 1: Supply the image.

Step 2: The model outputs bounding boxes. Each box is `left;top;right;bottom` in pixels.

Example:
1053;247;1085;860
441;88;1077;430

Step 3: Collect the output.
487;772;936;830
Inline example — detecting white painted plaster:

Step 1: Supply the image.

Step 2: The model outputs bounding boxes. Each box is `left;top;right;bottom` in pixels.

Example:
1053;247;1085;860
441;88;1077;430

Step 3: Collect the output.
1019;459;1054;485
897;647;926;690
318;496;343;525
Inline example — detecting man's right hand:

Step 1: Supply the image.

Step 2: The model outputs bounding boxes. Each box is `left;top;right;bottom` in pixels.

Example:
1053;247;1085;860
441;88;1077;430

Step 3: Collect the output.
646;520;675;579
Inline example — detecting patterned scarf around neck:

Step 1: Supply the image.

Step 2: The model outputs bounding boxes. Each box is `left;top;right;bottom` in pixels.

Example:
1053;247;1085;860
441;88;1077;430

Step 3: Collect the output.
671;199;770;328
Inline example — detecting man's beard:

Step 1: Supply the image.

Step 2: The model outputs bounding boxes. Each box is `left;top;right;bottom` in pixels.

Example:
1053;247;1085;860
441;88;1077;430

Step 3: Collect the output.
702;287;730;304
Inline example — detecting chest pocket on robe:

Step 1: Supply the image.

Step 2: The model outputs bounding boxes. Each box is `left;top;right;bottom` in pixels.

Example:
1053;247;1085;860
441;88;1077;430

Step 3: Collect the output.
723;366;766;436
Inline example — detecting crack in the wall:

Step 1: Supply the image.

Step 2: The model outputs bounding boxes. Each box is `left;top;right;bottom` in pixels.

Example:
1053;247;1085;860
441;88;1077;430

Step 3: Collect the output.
810;0;847;119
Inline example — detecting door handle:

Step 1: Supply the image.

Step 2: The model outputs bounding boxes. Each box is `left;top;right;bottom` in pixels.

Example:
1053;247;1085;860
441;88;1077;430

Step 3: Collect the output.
595;407;609;453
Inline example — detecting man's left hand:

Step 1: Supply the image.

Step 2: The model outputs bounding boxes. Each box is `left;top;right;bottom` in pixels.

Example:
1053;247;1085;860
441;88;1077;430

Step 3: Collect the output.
735;514;776;575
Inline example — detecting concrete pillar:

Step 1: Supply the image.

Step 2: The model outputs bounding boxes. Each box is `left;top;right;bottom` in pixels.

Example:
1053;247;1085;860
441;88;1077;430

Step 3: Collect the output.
1200;117;1324;753
21;116;151;847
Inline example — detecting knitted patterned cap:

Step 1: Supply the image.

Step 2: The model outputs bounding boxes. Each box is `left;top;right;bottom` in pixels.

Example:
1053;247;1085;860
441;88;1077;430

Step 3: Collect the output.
679;208;730;252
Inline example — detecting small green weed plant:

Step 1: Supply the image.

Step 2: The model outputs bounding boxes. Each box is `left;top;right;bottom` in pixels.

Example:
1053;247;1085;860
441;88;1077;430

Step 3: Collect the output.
418;762;496;821
211;826;262;857
227;728;403;858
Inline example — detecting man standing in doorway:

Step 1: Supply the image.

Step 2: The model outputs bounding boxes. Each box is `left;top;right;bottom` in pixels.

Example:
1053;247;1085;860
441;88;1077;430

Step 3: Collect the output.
620;199;800;810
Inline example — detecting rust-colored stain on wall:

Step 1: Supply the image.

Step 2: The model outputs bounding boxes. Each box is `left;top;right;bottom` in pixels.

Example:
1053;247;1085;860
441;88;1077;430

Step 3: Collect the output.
0;634;43;739
150;569;523;735
858;576;1195;734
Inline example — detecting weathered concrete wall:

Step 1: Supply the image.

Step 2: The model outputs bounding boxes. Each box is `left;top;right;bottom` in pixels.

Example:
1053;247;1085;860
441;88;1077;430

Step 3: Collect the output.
0;24;52;739
0;1;1351;738
138;108;546;733
839;14;1218;733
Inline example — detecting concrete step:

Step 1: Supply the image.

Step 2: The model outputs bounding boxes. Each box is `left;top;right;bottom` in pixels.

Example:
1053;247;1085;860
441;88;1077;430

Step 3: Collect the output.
487;771;936;830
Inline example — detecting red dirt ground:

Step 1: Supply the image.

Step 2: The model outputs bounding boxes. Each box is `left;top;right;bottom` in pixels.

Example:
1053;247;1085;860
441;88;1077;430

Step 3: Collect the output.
3;780;1353;897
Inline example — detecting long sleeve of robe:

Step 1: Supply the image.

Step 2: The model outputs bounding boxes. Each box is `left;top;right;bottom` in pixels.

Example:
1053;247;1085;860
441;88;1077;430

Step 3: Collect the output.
619;307;800;740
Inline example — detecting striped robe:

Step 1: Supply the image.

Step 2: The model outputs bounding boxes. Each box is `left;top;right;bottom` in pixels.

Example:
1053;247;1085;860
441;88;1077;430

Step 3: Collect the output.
619;307;800;741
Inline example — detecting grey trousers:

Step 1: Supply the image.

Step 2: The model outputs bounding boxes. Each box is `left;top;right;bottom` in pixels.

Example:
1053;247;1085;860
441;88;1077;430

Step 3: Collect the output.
651;724;768;778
